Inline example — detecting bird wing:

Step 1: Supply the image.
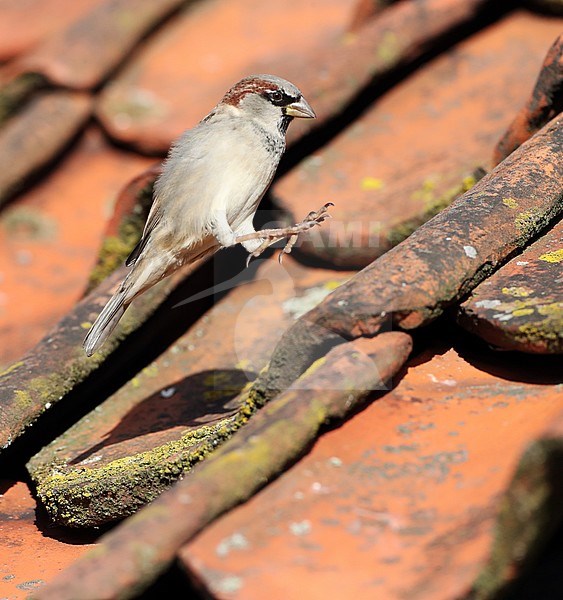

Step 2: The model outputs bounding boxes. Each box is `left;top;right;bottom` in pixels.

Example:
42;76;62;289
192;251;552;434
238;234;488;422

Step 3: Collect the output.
125;202;163;266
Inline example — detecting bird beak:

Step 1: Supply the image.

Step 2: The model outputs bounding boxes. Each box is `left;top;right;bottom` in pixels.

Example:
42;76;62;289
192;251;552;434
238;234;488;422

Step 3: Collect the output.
284;97;316;119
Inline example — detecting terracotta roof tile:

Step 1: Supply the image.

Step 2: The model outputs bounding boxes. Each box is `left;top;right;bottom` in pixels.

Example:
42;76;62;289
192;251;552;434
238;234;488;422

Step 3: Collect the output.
95;0;357;153
274;11;563;266
0;128;152;365
0;2;561;598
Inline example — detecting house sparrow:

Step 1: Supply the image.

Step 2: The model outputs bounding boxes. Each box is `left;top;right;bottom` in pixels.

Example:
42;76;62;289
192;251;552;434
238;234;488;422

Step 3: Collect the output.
83;74;322;356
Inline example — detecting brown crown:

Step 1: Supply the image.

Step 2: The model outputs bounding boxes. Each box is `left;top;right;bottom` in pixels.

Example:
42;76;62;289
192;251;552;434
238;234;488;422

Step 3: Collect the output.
221;76;279;107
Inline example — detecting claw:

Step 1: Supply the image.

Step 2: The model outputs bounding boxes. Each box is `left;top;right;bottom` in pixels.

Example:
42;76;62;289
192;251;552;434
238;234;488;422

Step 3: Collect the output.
278;233;299;263
239;202;334;267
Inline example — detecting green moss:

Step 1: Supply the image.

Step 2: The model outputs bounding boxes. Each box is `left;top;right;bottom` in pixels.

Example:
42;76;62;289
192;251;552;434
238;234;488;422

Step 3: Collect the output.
472;438;563;599
377;31;400;65
2;206;57;240
86;181;154;292
31;369;267;526
0;361;24;377
518;306;563;344
31;345;344;527
386;220;420;247
515;208;544;237
34;415;236;526
87;235;132;288
0;72;46;125
387;174;478;247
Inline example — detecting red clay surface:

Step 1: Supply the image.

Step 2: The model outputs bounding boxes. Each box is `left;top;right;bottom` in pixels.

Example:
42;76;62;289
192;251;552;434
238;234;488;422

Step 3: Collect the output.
0;480;95;600
274;11;563;265
181;344;561;600
0;0;101;61
0;2;561;598
96;0;357;152
0;128;152;365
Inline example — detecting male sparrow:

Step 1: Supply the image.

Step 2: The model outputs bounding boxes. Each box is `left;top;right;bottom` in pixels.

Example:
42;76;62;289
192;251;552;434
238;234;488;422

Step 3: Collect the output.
84;74;324;356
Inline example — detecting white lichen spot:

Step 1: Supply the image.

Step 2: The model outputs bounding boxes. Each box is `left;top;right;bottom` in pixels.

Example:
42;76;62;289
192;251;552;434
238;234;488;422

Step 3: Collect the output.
78;454;102;466
283;285;334;319
475;299;501;309
516;261;529;266
212;576;244;595
215;532;250;558
428;374;456;386
289;520;312;536
311;482;329;494
160;387;176;398
328;456;343;468
463;245;477;259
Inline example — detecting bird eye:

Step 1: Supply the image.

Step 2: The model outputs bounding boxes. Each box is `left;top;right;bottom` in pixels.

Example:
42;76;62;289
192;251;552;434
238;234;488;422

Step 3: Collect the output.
269;90;283;103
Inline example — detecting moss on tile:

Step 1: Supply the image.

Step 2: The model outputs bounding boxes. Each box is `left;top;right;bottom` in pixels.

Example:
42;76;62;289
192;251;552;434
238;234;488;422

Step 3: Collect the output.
86;180;154;292
386;173;479;247
376;30;400;65
29;371;268;527
514;208;544;238
33;410;238;526
0;73;46;125
472;437;563;599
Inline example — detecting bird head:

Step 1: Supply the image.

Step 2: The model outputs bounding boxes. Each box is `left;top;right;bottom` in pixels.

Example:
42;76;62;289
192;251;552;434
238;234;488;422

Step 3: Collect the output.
221;74;315;135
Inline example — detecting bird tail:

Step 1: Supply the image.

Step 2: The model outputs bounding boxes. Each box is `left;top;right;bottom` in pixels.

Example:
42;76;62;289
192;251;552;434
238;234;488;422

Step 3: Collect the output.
83;289;128;357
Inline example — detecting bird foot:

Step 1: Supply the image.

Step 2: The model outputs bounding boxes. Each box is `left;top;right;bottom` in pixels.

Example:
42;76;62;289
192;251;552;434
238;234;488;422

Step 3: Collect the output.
236;203;333;266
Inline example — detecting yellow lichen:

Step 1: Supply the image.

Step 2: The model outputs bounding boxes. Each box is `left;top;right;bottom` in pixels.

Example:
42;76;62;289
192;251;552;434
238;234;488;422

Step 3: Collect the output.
538;249;563;263
235;358;252;371
515;208;543;235
361;177;384;191
377;31;400;64
502;286;532;298
324;280;343;291
461;175;478;190
0;360;24;378
341;32;357;46
512;308;534;317
537;303;563;317
502;197;518;209
141;364;159;378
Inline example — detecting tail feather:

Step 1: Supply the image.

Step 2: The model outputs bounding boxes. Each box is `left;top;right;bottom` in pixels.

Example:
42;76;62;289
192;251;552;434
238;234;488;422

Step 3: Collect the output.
83;290;128;356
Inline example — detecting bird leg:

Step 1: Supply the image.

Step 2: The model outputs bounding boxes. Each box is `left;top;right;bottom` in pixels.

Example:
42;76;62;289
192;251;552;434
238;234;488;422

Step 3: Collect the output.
236;203;333;265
